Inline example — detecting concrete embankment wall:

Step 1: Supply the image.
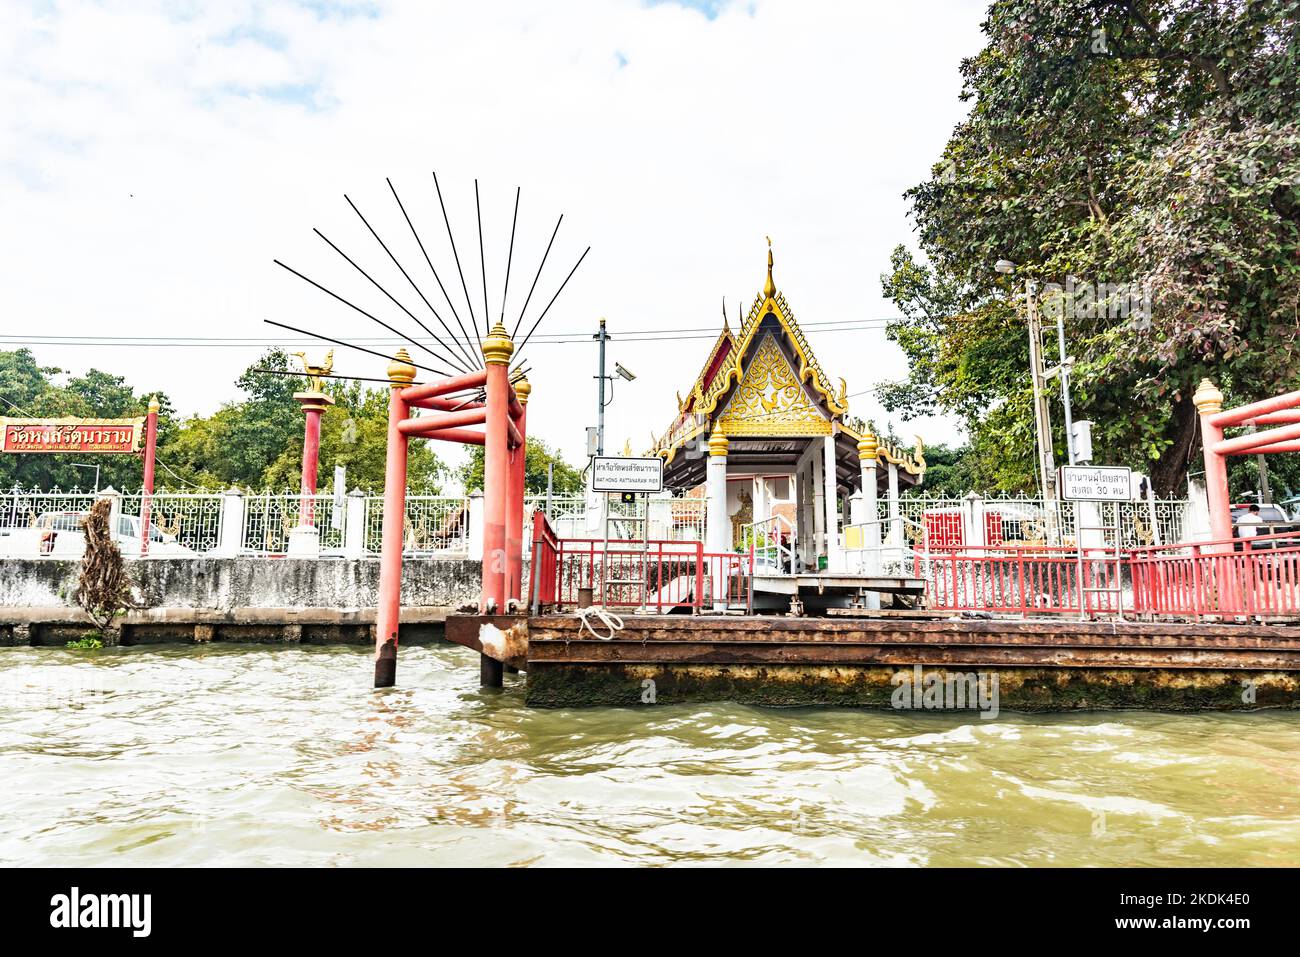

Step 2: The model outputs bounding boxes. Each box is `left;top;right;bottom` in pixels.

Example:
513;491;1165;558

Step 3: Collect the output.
0;557;503;645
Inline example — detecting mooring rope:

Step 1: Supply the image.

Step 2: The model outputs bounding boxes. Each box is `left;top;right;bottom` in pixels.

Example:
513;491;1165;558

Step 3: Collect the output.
576;605;624;641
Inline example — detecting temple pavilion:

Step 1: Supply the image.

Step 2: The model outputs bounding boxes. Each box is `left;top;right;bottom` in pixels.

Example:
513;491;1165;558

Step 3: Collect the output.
650;243;927;597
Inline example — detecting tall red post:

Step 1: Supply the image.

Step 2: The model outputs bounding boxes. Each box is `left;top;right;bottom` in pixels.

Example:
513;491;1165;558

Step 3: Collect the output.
506;378;530;602
1193;379;1232;547
294;391;334;526
373;349;415;689
481;322;513;615
139;396;159;557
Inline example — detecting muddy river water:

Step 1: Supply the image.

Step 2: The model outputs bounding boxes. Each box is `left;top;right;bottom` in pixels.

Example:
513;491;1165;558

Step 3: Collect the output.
2;644;1297;866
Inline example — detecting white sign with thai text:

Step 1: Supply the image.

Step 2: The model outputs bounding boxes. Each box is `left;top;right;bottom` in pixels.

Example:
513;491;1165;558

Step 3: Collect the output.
1058;465;1132;502
591;456;664;493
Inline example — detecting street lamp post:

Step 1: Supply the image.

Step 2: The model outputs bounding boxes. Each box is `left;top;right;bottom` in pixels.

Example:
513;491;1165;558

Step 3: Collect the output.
996;259;1056;499
593;318;637;456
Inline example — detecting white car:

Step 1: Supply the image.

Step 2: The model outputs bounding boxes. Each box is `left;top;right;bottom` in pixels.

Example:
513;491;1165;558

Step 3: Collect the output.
29;511;195;557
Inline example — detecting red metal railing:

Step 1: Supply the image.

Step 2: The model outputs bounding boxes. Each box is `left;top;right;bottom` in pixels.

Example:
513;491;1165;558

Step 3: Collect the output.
919;531;1300;620
921;544;1123;616
545;537;753;613
1128;531;1300;620
529;509;559;610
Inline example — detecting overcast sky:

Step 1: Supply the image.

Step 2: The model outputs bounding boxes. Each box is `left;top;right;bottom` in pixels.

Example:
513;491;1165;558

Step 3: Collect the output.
2;0;987;476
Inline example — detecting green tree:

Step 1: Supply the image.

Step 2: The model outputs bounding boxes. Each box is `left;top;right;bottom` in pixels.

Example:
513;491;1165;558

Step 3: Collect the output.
881;0;1300;496
458;437;585;495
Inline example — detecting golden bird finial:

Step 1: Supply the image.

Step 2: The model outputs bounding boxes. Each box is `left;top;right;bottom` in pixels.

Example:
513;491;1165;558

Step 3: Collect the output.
293;350;334;392
763;236;776;299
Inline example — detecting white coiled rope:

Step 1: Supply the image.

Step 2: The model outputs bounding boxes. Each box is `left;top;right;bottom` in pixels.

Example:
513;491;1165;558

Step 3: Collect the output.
576;605;624;640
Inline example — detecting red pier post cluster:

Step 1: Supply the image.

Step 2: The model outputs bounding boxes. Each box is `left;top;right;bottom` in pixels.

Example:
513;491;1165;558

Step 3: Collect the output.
373;322;528;689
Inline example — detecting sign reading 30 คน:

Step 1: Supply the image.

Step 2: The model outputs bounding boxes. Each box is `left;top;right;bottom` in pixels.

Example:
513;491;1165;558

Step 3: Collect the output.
1058;465;1132;502
591;456;664;493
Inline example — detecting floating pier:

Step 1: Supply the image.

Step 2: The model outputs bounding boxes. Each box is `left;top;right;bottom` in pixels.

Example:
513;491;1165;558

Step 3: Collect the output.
446;612;1300;711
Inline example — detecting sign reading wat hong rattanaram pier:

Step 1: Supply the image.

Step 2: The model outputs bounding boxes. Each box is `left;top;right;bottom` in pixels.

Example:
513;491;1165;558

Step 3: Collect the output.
591;456;665;493
0;417;144;454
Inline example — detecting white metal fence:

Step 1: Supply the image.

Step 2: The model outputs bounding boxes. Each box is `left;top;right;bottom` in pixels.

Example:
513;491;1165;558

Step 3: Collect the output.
0;487;624;559
877;493;1189;551
0;485;1195;561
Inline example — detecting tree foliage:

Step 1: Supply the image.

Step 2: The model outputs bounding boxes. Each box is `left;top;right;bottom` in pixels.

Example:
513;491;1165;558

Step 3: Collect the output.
0;349;448;492
881;0;1300;496
458;437;586;495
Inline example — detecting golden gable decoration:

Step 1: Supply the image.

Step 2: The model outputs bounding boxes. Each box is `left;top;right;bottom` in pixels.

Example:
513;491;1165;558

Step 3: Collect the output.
717;333;831;436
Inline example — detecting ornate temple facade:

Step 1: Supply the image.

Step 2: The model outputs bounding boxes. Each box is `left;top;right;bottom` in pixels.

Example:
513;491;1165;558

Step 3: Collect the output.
650;244;926;573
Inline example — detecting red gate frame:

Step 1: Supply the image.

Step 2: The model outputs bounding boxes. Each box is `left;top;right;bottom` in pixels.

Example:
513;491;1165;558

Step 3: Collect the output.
1194;379;1300;546
372;322;528;689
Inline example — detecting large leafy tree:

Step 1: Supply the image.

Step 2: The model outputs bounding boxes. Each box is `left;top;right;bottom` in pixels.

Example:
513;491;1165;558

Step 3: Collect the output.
881;0;1300;496
458;437;586;495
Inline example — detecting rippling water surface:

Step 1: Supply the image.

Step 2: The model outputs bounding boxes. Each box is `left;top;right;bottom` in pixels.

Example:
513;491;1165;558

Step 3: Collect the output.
2;644;1298;866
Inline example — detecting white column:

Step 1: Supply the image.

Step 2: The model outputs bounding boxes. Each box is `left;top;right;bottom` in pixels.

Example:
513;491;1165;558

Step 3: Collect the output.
887;461;901;546
706;428;729;608
811;446;825;568
823;434;841;571
965;491;986;547
216;488;244;557
858;435;881;608
705;429;729;553
344;489;366;559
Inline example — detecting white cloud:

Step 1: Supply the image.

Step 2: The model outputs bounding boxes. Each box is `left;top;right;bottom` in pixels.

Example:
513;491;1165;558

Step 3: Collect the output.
1;0;986;470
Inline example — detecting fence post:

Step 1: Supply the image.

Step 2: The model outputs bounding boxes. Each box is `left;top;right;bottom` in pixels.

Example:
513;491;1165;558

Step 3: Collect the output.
216;488;244;557
467;491;484;561
100;486;122;546
344;489;366;559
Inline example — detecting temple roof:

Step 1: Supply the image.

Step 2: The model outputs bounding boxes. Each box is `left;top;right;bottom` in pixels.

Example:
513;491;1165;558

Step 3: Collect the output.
649;242;926;490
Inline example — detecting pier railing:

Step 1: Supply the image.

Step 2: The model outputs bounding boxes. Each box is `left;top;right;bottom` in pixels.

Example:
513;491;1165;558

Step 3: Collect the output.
1127;531;1300;620
540;536;753;614
917;531;1300;621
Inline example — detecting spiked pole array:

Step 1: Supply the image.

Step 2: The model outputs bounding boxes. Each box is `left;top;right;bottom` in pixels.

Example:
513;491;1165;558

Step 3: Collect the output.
269;175;588;689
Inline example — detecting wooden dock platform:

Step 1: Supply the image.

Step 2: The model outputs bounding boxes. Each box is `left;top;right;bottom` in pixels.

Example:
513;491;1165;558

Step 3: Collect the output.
445;612;1300;711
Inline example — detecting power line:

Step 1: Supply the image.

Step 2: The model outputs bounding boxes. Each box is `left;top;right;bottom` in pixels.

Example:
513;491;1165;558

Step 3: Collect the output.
0;318;900;349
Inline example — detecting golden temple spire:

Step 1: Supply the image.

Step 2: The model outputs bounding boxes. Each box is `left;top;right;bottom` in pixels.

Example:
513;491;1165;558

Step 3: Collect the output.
721;296;730;332
763;236;776;299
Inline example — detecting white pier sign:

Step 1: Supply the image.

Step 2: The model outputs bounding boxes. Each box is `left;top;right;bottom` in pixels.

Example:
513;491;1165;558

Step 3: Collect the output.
591;456;664;493
1058;465;1132;502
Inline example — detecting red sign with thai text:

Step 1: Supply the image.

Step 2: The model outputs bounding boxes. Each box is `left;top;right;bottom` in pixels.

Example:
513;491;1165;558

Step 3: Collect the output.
0;418;144;454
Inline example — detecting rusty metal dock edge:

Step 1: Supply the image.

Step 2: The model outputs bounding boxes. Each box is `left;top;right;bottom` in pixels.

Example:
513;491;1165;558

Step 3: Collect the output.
447;613;1300;711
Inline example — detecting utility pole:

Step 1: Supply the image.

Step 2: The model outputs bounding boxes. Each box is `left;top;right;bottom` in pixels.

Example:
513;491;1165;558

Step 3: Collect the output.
1053;305;1077;466
1025;281;1057;499
594;318;608;456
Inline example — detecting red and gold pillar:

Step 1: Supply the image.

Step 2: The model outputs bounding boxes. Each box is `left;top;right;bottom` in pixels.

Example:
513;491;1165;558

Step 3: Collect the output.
293;390;335;527
373;349;415;689
139;396;159;557
506;378;530;603
481;323;513;615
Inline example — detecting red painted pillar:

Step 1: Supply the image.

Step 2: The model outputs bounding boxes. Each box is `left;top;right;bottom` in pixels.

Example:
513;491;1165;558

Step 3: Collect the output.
481;322;514;616
506;378;530;603
374;349;416;689
1193;379;1232;547
294;392;334;527
139;396;159;557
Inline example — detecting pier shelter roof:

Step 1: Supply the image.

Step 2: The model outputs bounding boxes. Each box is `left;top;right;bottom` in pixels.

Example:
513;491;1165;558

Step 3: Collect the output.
650;244;926;496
